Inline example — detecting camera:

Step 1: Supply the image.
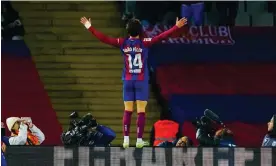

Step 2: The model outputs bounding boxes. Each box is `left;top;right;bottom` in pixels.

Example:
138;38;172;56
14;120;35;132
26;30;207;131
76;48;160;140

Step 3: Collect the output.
61;112;101;146
193;109;235;147
69;112;97;129
192;116;213;130
192;109;224;131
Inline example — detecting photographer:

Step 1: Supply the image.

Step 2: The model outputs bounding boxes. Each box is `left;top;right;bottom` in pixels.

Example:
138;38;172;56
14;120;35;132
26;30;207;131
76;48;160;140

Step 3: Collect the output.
5;117;45;145
194;109;236;147
262;114;276;147
61;112;116;146
194;116;220;147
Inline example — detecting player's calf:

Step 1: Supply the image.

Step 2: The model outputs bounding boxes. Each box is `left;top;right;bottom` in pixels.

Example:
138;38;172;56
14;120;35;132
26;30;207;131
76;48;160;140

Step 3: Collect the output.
123;101;134;148
136;100;148;147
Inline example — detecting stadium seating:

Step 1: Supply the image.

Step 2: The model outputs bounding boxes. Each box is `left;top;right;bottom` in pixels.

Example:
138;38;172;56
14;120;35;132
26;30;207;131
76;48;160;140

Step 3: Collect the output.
235;2;274;26
204;1;275;26
12;1;159;145
235;13;250;26
251;13;274;26
246;1;267;14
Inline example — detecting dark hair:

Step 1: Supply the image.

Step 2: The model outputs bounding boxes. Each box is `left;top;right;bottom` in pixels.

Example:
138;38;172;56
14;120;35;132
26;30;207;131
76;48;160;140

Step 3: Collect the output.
126;19;142;37
268;115;276;137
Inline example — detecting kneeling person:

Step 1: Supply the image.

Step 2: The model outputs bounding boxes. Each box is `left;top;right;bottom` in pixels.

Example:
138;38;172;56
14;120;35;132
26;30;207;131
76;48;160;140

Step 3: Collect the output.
6;117;45;145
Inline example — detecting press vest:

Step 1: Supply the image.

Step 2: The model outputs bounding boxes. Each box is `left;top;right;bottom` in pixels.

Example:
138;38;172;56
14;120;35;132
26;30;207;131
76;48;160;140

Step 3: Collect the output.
153;120;179;146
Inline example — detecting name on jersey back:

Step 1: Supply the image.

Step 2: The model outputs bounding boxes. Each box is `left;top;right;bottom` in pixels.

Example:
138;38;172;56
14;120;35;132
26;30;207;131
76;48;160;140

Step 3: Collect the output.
123;47;143;74
123;47;143;53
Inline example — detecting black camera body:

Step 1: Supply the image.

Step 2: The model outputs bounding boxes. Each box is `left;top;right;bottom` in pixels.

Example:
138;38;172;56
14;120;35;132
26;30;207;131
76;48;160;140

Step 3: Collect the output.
193;109;224;131
192;110;236;147
192;109;223;146
61;112;100;146
193;116;216;134
69;112;97;129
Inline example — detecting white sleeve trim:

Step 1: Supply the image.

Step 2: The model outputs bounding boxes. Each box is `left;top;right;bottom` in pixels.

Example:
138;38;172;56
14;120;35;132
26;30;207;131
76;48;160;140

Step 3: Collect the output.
84;22;91;29
143;38;152;41
117;38;120;44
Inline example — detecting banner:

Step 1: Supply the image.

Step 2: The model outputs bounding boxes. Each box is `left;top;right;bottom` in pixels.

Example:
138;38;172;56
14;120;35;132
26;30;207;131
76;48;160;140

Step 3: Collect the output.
144;26;276;67
5;147;276;166
144;25;235;45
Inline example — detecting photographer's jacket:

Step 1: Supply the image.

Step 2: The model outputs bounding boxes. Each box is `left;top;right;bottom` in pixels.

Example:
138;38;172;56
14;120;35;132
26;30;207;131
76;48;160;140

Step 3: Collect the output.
9;124;45;145
262;115;276;147
150;120;179;146
262;134;276;147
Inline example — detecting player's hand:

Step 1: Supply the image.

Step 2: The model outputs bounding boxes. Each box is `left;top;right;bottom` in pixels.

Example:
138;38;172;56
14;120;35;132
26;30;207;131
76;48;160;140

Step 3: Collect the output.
175;17;187;28
80;16;92;29
80;16;91;25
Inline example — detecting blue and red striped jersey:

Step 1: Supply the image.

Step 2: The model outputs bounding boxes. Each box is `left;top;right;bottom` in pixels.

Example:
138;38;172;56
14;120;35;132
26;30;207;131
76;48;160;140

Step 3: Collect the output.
120;38;149;81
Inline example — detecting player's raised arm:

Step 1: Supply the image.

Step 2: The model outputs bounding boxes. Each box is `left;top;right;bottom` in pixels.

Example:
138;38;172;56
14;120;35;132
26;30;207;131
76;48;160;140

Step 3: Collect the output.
80;16;123;47
146;17;187;46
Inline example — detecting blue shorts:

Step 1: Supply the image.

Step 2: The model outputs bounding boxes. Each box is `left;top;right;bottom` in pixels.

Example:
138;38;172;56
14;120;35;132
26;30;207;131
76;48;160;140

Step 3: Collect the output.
123;80;149;101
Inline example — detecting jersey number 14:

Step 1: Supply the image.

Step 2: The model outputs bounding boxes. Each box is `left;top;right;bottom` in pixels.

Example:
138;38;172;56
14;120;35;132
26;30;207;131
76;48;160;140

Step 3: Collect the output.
126;53;143;69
